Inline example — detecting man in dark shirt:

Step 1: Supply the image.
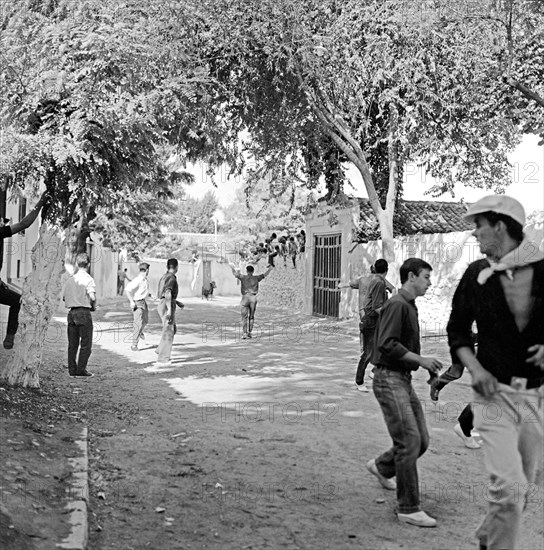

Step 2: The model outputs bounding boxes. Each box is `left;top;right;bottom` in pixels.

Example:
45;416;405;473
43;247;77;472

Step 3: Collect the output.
229;263;272;339
447;195;544;550
357;259;391;392
156;258;183;366
367;258;442;528
0;193;47;349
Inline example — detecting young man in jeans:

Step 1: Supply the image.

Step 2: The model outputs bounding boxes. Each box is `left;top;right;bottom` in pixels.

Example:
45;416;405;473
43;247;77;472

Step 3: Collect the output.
447;195;544;550
367;258;442;528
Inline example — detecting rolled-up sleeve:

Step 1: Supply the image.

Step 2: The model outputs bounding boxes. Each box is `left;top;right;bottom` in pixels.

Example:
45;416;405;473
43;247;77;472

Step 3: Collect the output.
447;270;476;359
377;300;410;361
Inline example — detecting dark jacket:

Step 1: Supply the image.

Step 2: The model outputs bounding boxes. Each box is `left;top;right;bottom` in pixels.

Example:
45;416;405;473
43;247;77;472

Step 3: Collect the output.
447;259;544;387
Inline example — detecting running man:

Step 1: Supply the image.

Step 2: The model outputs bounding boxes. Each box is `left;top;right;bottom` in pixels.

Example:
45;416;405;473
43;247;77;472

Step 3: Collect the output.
229;263;273;339
125;262;150;351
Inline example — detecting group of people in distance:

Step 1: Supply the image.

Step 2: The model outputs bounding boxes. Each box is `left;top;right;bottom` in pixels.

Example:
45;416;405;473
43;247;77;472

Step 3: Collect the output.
339;195;544;550
1;193;542;550
243;230;306;269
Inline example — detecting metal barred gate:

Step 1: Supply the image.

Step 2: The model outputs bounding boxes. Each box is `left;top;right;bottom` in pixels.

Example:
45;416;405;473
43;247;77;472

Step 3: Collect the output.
312;234;341;317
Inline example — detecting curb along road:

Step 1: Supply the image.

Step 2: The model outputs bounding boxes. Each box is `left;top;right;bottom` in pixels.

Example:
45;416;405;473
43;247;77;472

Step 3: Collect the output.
57;426;89;550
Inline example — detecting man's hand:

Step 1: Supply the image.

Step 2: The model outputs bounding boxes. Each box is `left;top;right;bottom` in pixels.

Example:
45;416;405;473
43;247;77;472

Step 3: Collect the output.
470;364;498;398
526;344;544;370
129;301;137;311
419;357;443;376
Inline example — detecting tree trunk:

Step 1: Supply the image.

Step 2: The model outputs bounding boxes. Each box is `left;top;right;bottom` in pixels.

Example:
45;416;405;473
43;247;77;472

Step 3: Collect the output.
376;208;395;262
1;223;66;387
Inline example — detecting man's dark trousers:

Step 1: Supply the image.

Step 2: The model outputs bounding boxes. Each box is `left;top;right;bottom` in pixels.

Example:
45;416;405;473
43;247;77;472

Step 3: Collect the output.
67;308;93;374
372;366;429;513
355;316;377;385
0;281;21;337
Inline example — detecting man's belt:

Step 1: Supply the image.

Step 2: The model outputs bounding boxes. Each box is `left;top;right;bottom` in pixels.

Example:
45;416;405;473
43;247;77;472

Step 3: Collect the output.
509;376;544;390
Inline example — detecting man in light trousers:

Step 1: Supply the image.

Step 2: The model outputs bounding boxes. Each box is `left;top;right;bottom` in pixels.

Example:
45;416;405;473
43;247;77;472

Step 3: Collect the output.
125;262;150;352
447;195;544;550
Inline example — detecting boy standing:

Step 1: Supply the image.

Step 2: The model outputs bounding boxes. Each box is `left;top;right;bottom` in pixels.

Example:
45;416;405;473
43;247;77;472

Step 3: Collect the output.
156;258;183;366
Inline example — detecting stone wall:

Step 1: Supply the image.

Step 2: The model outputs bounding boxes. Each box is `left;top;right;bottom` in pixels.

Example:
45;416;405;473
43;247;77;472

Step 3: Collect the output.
258;257;306;311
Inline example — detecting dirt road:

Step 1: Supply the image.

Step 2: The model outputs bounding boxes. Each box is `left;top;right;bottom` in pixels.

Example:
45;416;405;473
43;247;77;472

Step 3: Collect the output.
3;296;544;549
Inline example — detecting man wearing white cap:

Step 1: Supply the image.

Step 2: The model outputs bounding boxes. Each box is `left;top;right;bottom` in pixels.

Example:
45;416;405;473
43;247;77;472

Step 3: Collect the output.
447;195;544;550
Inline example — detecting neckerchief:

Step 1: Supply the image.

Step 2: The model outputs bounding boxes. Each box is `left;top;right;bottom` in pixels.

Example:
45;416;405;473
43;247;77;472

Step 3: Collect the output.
477;238;544;285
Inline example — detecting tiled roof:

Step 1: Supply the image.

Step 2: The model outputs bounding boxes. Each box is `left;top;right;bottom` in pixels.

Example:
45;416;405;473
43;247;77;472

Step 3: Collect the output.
355;198;473;242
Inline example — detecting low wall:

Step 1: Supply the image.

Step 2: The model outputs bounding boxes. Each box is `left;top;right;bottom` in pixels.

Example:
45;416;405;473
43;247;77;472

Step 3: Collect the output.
122;258;242;299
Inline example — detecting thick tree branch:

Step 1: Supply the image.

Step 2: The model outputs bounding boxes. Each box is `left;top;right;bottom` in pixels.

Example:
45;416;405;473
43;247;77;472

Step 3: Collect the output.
505;77;544;108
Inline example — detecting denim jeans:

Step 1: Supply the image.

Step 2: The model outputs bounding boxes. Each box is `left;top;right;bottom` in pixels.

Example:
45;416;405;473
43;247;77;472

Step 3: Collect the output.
372;366;429;514
0;281;21;336
67;308;93;374
356;318;376;385
473;384;544;550
157;299;176;363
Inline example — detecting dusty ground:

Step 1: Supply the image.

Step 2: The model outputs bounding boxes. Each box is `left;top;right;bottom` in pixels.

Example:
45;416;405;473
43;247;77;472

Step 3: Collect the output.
1;295;543;550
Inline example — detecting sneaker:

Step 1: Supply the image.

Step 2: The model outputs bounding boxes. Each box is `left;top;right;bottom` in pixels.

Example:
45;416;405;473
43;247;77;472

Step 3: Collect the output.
73;371;94;378
453;423;481;449
242;334;248;340
397;510;437;528
247;333;252;339
355;383;369;393
154;361;172;367
3;333;15;349
130;345;139;351
139;333;145;340
366;459;396;491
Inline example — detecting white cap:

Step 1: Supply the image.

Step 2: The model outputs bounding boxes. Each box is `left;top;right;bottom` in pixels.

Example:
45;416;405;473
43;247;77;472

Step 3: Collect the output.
464;195;525;227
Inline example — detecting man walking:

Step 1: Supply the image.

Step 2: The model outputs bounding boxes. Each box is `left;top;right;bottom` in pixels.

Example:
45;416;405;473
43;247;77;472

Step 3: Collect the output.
117;267;131;295
62;253;96;377
0;193;47;348
367;258;442;527
229;263;272;339
125;262;150;352
156;258;183;366
340;259;394;392
447;195;544;550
